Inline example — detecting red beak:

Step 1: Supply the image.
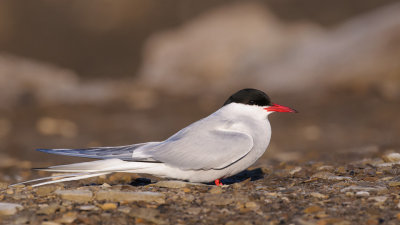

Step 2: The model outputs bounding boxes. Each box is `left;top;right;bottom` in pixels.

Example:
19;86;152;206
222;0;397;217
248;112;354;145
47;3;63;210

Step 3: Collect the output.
264;103;297;113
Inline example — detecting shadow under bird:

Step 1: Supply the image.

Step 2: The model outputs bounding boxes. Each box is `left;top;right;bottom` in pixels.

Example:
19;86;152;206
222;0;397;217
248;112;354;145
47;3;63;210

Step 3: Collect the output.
18;88;297;187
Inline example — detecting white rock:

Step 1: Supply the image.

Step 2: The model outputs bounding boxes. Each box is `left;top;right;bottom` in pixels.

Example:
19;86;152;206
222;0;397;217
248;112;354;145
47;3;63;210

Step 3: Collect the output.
0;202;23;216
96;190;165;204
383;152;400;163
55;189;93;203
356;191;370;197
311;172;351;181
340;185;387;194
368;196;388;203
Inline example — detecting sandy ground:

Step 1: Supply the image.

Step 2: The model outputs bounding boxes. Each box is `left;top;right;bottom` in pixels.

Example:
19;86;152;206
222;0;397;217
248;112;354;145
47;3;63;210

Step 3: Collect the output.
0;91;399;224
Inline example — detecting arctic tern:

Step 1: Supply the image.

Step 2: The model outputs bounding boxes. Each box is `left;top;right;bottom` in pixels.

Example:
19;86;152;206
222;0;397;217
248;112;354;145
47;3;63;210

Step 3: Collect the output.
18;88;296;187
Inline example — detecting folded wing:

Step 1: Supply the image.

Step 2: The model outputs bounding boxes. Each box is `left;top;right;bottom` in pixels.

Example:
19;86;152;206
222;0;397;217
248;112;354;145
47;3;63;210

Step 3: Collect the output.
146;128;254;170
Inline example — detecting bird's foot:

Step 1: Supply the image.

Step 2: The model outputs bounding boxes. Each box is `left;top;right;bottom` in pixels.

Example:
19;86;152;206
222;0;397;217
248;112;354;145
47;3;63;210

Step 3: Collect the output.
214;179;223;186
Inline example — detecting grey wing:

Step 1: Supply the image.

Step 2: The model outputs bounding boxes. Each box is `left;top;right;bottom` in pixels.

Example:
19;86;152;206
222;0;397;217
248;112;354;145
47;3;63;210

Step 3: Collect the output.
147;128;254;170
36;142;160;161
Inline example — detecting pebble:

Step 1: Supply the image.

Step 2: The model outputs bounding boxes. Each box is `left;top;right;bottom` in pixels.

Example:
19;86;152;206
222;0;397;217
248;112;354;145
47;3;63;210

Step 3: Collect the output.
152;180;188;188
0;202;24;216
209;186;223;194
317;165;334;172
96;190;165;204
204;194;233;205
388;181;400;187
245;201;259;210
289;166;302;175
303;205;323;214
79;205;99;211
186;207;202;215
356;191;370;197
0;183;8;190
117;206;131;214
55;212;77;224
37;204;59;215
36;185;58;196
130;208;165;224
340;185;387;194
55;189;93;203
382;153;400;163
310;192;328;199
311;172;351;181
368;196;387;203
42;222;61;225
100;203;118;210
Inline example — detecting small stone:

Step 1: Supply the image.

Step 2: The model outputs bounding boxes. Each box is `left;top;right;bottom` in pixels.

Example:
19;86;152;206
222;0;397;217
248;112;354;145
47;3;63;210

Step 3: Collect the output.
289;167;302;175
101;183;112;188
79;205;99;211
37;204;59;215
317;165;334;172
388;181;400;187
245;201;259;210
204;194;233;205
187;207;202;215
42;222;61;225
152;180;188;188
356;191;370;197
303;205;323;214
55;189;93;203
0;183;8;190
96;190;165;204
311;172;351;181
118;206;131;214
36;185;58;196
100;203;118;210
310;192;328;199
382;153;400;163
226;220;252;225
0;202;23;216
336;166;347;174
130;208;164;224
345;192;354;197
55;212;77;224
340;185;387;194
5;189;13;195
209;187;223;194
397;212;400;220
368;196;387;203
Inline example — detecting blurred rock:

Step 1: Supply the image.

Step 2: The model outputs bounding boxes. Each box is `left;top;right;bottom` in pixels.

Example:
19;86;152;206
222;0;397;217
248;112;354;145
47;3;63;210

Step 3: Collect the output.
55;212;77;224
0;202;23;216
139;2;400;96
55;189;93;203
0;54;130;109
99;203;118;210
382;153;400;163
311;172;351;181
355;191;370;197
96;190;165;204
152;180;189;188
36;117;78;138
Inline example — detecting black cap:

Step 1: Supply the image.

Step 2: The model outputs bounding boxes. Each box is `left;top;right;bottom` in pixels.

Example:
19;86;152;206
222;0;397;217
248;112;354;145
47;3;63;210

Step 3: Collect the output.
223;88;272;107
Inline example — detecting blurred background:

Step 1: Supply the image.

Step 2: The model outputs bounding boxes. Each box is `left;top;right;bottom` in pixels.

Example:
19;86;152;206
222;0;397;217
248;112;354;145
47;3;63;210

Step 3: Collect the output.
0;0;399;171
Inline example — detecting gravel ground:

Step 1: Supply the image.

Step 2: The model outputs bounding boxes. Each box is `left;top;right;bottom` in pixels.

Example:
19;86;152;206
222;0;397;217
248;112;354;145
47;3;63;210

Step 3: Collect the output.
1;152;400;225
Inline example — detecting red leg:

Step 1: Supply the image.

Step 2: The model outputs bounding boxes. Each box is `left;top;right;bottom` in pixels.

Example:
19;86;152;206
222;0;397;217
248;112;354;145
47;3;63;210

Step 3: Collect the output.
214;179;223;186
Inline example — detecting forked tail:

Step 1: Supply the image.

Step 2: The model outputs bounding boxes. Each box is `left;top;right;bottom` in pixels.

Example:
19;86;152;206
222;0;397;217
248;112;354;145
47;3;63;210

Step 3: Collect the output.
11;159;159;187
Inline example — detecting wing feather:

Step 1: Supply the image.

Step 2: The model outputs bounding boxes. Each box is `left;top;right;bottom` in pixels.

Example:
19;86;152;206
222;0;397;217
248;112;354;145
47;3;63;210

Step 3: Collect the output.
148;127;253;170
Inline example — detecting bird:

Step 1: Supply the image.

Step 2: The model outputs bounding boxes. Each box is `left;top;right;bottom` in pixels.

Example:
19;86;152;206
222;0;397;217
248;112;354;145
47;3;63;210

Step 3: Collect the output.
17;88;297;187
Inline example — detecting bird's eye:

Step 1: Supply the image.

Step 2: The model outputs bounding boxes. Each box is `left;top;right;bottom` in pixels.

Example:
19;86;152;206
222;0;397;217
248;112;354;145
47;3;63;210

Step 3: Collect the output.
249;100;255;105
